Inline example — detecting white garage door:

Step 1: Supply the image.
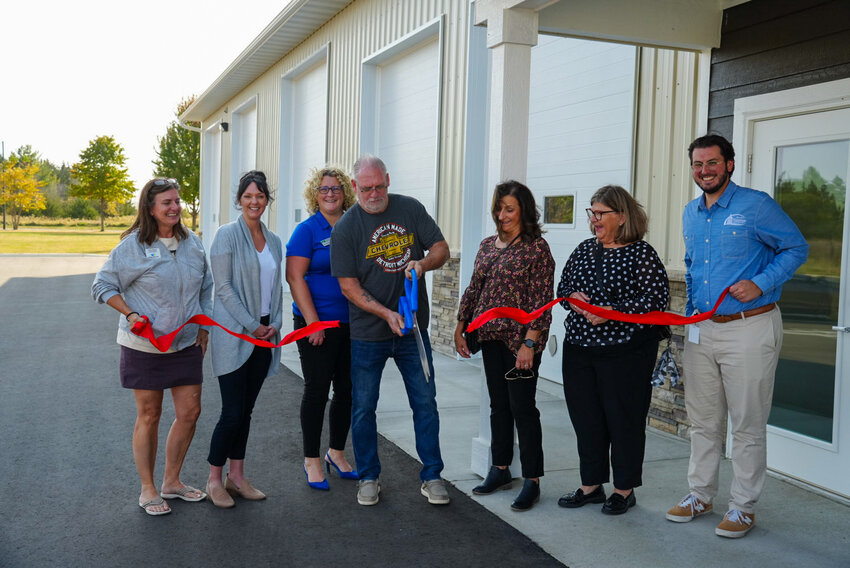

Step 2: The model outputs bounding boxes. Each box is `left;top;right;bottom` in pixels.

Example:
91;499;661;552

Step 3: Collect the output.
373;36;440;216
527;35;637;382
230;99;257;223
201;125;222;252
279;59;328;238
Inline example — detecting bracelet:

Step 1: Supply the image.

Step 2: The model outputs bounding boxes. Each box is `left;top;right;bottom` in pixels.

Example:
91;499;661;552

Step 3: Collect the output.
126;311;139;321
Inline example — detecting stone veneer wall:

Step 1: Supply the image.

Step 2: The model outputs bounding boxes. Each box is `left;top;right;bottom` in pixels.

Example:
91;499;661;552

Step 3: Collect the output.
648;270;689;439
429;254;461;357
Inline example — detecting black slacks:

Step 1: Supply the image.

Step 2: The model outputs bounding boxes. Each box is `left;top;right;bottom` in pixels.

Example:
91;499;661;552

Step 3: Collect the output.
294;315;352;458
481;340;544;479
208;338;272;467
561;336;658;490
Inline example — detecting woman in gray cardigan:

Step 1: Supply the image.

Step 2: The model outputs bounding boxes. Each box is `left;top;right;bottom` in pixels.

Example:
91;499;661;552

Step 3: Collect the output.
205;171;283;508
92;177;213;516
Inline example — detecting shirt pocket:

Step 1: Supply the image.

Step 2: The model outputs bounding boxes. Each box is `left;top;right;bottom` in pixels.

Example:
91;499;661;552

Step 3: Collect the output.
182;249;207;293
721;228;748;260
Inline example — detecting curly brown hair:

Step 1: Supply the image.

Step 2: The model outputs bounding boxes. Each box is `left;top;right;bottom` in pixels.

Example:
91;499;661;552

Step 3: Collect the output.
302;166;356;215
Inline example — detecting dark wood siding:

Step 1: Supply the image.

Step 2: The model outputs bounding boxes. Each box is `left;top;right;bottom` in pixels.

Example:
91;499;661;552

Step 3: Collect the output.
707;0;850;137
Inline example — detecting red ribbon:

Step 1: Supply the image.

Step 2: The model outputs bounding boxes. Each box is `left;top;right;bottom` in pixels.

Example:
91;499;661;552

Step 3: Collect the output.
130;314;340;352
466;287;731;332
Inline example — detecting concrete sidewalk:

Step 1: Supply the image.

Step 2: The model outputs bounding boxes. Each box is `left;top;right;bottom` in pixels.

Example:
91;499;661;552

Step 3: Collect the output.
281;297;850;568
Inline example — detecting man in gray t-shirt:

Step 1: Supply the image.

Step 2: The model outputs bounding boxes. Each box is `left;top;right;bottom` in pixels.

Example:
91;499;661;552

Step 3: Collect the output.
330;154;450;507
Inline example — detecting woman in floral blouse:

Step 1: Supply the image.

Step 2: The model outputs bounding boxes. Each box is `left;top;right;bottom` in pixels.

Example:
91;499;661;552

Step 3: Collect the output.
556;185;669;516
455;180;555;512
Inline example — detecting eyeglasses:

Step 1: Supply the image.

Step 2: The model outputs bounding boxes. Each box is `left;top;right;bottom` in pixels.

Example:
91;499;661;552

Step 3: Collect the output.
358;184;387;194
505;367;535;380
153;178;178;186
691;159;722;171
318;185;344;194
585;208;618;222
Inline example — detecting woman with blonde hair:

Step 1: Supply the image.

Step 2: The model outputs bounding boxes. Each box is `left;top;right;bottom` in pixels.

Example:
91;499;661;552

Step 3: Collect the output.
286;166;358;490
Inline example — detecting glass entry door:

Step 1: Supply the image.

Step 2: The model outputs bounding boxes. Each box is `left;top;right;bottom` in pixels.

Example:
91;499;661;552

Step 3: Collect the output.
751;107;850;498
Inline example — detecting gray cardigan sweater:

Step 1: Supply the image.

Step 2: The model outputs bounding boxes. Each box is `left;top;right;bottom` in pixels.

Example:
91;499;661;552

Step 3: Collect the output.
209;216;283;377
92;229;213;352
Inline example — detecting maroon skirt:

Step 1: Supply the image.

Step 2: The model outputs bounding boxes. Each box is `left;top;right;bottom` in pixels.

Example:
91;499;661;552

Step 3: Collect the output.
119;345;204;390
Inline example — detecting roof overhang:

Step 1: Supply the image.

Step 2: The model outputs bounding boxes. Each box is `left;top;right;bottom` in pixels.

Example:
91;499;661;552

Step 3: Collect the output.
182;0;352;123
478;0;752;52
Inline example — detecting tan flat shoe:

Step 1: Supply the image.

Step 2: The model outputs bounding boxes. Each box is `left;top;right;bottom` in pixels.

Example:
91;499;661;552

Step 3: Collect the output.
205;481;235;508
226;476;266;500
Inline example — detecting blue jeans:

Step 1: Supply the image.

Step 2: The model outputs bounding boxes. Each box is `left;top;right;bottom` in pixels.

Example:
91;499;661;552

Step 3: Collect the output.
350;333;443;482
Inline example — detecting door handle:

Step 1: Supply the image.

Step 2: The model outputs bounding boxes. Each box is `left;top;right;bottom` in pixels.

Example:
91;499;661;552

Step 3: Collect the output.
833;326;850;333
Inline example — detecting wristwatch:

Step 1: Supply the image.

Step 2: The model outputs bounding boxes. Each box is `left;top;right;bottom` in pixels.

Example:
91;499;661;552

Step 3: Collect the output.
523;338;536;349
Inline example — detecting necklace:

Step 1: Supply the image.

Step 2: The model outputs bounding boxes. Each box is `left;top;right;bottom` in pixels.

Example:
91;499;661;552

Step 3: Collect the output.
495;233;521;252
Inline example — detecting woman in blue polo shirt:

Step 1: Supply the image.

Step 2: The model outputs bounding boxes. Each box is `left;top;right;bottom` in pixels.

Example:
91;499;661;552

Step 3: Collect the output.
286;166;357;490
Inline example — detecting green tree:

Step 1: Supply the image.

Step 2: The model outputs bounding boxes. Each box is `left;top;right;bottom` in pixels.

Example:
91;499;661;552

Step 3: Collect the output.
0;151;45;229
70;135;135;231
154;96;200;229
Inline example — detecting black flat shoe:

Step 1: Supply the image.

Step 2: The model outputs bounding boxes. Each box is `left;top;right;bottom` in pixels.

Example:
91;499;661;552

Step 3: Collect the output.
510;479;540;511
558;485;606;508
473;466;512;495
601;490;636;515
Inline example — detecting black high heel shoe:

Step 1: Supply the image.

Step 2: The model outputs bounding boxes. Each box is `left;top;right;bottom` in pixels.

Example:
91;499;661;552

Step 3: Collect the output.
510;479;540;511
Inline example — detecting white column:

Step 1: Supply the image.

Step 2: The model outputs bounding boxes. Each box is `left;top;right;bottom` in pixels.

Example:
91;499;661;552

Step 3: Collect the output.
470;1;539;478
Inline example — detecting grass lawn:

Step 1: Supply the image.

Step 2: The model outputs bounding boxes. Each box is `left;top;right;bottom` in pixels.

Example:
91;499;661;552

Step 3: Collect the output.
0;228;124;254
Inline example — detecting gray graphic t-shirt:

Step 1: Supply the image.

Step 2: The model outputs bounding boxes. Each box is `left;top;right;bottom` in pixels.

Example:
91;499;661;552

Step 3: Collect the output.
330;194;444;341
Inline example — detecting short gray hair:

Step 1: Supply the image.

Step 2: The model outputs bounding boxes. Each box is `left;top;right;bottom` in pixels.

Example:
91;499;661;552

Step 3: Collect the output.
352;154;387;181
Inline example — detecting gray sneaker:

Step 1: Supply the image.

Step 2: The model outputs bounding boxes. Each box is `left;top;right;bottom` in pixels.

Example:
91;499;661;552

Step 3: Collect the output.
357;479;381;506
421;479;450;505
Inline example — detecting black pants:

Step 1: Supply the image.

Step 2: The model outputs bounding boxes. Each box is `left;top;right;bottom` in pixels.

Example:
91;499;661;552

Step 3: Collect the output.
561;336;658;490
208;327;272;466
481;340;544;479
294;315;352;458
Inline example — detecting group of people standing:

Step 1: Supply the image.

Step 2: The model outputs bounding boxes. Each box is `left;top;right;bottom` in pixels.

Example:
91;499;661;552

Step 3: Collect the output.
92;155;452;515
453;133;807;539
93;134;808;540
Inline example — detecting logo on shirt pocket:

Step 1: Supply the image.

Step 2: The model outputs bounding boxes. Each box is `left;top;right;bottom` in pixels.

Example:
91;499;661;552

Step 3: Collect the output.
724;213;747;226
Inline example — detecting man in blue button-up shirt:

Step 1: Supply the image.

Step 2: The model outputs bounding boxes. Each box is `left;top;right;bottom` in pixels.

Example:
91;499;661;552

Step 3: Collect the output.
666;135;808;538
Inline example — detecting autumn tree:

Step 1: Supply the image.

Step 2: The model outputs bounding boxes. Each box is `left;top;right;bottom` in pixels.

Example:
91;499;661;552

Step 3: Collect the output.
70;135;135;231
154;96;200;229
0;149;45;230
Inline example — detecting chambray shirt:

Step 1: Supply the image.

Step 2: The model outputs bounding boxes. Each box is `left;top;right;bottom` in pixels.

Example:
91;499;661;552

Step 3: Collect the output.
683;181;808;316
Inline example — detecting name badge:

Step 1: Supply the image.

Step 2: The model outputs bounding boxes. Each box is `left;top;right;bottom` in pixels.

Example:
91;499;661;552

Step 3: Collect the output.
321;237;331;247
145;248;161;259
688;325;700;344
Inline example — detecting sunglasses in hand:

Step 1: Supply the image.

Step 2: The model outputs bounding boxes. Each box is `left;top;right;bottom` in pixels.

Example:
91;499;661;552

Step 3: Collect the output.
505;367;535;380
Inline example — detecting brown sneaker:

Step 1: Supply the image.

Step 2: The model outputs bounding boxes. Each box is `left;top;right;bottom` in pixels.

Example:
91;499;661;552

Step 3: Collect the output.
715;510;754;538
666;493;712;522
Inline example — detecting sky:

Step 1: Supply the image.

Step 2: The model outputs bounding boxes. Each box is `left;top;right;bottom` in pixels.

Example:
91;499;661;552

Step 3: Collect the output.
0;0;289;190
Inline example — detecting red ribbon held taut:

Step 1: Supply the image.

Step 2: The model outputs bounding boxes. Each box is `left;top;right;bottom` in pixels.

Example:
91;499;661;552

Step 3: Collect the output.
466;287;731;332
130;314;340;353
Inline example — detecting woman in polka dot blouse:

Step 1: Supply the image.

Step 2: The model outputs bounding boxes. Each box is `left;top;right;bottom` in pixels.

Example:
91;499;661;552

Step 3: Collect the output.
556;185;669;516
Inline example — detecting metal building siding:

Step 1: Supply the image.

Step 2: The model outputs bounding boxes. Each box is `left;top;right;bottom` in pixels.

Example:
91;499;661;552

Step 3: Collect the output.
633;46;702;272
198;0;468;244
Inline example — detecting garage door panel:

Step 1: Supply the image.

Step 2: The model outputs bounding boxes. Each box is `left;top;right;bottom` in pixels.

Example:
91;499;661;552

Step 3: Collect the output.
371;36;440;215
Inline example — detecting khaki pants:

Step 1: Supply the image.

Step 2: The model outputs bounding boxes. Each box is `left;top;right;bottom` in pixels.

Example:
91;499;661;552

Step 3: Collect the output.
683;307;782;513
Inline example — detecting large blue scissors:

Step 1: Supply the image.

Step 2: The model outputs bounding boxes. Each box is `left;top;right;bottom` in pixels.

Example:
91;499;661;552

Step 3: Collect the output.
398;269;431;382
